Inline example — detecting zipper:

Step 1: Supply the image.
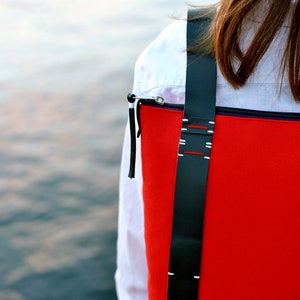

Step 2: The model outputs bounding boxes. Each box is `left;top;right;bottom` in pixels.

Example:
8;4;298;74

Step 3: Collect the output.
137;100;300;123
127;93;300;178
217;106;300;121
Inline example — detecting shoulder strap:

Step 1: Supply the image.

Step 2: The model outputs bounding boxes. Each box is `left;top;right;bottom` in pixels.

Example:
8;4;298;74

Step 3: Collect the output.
168;9;216;300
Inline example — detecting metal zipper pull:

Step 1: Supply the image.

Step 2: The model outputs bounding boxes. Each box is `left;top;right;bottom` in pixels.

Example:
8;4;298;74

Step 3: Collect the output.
133;94;165;105
153;96;165;105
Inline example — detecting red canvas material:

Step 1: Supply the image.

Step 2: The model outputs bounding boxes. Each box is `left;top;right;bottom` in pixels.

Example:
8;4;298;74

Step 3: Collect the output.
140;104;300;300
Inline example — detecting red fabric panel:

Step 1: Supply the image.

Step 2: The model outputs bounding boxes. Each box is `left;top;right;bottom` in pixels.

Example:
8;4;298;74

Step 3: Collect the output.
140;106;300;300
200;115;300;300
140;105;183;300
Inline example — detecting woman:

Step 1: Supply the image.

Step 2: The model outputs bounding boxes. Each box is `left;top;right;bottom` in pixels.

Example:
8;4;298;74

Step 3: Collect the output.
116;0;299;299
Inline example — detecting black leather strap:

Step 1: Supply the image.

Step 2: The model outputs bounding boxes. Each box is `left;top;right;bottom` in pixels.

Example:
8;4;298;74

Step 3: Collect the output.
168;9;216;300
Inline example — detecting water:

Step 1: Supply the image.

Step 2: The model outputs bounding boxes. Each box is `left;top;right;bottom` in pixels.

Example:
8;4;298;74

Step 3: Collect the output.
0;0;218;298
0;0;190;299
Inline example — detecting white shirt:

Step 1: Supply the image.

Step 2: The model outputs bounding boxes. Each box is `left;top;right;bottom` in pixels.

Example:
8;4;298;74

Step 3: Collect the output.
115;5;298;300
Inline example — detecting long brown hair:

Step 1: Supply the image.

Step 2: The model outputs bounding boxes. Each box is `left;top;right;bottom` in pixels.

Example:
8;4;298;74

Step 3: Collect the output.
200;0;300;102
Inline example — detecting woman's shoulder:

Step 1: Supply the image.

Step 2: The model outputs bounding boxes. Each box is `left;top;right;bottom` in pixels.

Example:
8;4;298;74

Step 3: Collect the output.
132;18;187;103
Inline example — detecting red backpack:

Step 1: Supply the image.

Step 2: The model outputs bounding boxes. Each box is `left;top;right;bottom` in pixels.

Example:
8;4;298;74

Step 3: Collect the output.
127;9;300;300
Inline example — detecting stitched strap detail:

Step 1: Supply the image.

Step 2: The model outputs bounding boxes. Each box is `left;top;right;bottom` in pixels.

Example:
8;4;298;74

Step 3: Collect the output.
168;9;216;300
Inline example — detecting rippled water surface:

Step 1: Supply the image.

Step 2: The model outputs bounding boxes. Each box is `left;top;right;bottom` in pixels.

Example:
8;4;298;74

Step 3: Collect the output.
0;0;219;299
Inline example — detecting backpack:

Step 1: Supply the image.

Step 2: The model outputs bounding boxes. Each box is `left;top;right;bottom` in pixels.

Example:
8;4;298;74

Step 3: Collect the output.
126;8;300;300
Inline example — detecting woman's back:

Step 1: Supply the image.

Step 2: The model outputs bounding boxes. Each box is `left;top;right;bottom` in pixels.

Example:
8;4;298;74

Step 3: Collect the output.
116;1;300;299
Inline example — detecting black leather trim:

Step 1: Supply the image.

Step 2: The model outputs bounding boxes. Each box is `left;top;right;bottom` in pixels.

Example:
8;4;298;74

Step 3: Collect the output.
168;9;217;299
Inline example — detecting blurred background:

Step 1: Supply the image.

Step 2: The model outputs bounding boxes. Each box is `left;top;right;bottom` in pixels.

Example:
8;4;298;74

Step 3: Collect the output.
0;0;190;299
